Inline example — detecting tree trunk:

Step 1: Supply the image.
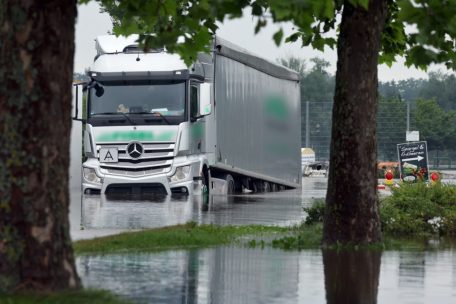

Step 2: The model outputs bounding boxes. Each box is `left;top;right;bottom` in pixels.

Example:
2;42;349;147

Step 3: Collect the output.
0;0;80;291
323;0;387;245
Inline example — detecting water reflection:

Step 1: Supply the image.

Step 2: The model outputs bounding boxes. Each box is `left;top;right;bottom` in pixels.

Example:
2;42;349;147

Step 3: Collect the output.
398;251;425;288
77;246;456;304
323;249;381;304
77;246;302;304
80;185;320;231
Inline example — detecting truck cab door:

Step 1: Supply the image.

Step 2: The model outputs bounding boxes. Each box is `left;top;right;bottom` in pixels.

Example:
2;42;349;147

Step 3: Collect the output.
72;82;86;122
189;82;204;154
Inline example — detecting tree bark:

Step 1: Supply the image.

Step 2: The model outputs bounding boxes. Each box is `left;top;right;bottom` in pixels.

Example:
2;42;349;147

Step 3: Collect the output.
323;0;388;245
0;0;80;291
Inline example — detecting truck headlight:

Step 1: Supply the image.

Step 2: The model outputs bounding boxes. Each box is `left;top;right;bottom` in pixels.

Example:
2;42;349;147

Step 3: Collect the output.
83;167;102;184
169;165;191;183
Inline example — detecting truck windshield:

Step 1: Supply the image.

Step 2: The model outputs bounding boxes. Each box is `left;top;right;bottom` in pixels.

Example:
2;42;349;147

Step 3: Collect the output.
89;81;186;124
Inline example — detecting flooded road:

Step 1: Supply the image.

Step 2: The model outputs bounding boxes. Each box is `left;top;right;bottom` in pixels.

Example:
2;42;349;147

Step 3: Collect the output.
71;179;327;240
80;178;324;226
70;119;327;240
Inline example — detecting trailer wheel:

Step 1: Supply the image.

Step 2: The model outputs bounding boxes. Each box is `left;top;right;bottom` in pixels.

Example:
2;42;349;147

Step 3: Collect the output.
224;174;235;194
252;180;264;193
251;180;259;193
264;182;271;192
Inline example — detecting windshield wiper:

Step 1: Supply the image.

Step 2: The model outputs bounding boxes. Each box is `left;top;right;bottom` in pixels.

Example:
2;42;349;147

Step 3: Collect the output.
129;111;171;125
91;112;136;125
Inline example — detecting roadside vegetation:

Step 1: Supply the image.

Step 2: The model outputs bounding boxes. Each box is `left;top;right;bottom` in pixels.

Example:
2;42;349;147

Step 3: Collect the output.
301;182;456;237
74;222;288;255
381;182;456;236
271;182;456;250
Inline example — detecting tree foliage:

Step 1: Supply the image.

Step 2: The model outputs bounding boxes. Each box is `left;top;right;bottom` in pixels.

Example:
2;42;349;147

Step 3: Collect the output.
280;56;335;102
94;0;456;71
379;72;456;111
412;99;456;151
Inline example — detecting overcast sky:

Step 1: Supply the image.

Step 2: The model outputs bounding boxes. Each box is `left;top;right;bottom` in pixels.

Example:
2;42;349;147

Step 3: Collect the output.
75;2;449;82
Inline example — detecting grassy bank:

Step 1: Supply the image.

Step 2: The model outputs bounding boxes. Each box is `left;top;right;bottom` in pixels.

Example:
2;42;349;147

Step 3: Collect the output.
74;222;288;254
0;290;129;304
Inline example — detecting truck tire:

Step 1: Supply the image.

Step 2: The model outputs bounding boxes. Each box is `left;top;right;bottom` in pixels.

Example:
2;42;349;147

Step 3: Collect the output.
224;174;235;194
251;180;259;193
202;167;209;195
252;180;264;193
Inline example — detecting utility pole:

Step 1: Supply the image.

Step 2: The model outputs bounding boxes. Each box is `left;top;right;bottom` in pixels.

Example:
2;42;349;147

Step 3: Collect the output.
305;101;310;147
406;99;410;132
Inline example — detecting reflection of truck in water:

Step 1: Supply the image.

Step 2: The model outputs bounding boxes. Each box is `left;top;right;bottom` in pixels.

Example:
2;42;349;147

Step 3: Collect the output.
75;35;301;196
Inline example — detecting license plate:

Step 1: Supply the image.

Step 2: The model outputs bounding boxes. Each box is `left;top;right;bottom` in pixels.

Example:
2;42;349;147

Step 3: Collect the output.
99;147;118;163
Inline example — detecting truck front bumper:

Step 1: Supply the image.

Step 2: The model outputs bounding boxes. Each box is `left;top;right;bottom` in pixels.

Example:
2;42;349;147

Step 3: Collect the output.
82;158;198;196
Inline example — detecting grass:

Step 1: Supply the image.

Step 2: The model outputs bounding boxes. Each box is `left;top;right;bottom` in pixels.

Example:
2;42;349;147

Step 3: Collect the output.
271;223;323;250
0;290;130;304
74;221;288;254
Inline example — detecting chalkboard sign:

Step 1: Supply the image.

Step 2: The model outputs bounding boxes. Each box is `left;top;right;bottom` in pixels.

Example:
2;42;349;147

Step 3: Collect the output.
397;141;429;182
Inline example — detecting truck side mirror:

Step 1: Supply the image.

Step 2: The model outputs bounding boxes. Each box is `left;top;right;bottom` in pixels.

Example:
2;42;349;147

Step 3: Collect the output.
199;83;212;116
72;82;86;122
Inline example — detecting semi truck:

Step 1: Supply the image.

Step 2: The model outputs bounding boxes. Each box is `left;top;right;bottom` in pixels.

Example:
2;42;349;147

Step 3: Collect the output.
73;35;301;196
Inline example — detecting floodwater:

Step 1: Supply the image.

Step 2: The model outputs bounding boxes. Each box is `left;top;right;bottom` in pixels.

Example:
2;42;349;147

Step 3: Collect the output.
76;244;456;304
69;121;327;240
70;121;456;304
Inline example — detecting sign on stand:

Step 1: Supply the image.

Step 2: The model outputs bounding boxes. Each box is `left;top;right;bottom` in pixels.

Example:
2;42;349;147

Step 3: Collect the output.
397;141;429;182
406;131;419;142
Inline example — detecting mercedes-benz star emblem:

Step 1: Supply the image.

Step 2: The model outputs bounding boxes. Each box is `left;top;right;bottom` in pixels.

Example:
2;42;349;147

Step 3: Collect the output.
127;142;143;159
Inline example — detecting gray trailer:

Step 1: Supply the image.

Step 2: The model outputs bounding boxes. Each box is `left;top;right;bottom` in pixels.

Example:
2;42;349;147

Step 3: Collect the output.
209;37;301;191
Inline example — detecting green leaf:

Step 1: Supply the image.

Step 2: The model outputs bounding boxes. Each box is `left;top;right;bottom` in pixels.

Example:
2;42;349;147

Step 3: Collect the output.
254;19;267;34
251;2;263;16
273;28;284;46
285;32;300;43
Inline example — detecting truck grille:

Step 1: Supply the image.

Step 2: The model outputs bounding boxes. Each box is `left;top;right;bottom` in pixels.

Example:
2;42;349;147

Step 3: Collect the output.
105;183;167;196
97;142;175;175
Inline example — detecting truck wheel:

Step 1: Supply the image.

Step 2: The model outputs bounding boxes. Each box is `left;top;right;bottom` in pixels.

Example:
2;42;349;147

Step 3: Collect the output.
225;174;235;194
202;167;209;195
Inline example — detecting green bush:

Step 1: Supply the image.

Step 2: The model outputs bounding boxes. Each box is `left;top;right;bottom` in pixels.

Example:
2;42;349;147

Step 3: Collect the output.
380;182;456;235
302;183;456;236
303;199;326;225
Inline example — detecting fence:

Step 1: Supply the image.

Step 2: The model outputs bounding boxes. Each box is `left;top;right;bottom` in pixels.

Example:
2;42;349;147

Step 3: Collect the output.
301;100;456;169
